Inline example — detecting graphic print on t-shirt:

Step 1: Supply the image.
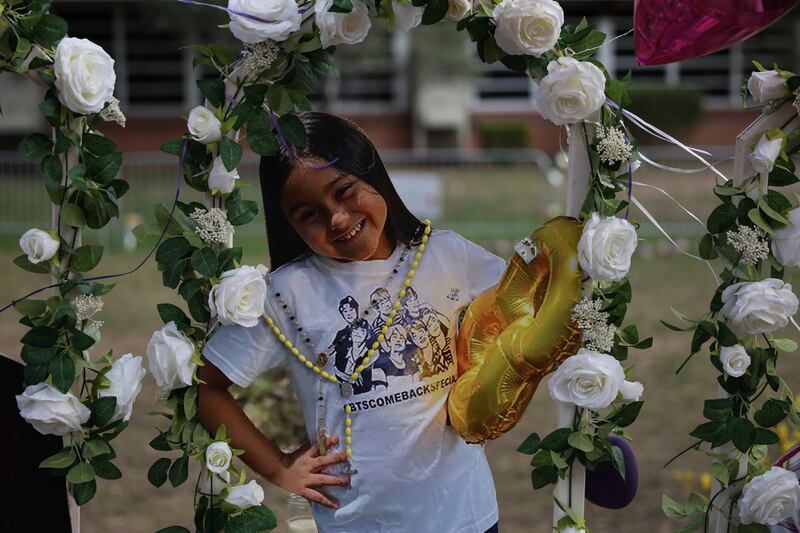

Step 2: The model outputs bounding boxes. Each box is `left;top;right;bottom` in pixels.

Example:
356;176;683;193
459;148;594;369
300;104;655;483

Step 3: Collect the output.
330;286;453;395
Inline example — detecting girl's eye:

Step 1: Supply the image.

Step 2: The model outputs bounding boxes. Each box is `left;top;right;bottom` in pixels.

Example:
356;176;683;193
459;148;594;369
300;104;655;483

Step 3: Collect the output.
335;183;353;198
300;209;317;221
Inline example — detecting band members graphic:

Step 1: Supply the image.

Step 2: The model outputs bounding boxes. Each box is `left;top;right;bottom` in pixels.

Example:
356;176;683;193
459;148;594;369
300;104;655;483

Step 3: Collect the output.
375;325;419;382
369;287;393;338
334;316;373;395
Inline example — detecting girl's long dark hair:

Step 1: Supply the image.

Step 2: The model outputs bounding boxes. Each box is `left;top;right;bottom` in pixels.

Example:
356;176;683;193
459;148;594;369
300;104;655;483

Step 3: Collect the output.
259;112;422;270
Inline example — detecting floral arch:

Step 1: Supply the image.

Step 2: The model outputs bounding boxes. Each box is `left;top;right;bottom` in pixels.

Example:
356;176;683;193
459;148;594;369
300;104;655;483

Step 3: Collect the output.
4;0;800;532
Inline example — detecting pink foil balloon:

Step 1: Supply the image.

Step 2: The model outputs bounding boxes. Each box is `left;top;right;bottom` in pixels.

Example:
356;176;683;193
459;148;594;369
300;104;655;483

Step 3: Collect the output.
635;0;800;66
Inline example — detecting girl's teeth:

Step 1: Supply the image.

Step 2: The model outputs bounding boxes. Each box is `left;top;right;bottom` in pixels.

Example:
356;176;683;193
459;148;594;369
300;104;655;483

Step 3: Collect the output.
339;221;363;241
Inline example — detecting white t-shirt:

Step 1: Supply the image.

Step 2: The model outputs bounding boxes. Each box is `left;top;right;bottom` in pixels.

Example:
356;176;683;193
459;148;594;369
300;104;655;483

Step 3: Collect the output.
203;229;507;533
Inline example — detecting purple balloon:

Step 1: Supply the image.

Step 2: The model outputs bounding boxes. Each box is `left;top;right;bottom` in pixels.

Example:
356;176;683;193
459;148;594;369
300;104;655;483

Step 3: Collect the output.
585;435;639;510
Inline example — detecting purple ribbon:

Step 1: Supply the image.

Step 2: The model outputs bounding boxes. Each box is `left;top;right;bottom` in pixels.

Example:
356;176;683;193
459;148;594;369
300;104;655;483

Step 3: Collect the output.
269;109;296;160
0;138;188;315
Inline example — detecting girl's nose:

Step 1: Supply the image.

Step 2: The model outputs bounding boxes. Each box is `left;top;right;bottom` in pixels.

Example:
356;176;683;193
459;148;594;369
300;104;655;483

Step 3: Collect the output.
329;206;350;232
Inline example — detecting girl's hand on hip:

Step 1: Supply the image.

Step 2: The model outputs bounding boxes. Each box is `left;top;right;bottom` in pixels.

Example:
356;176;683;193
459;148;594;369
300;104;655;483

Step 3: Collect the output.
275;434;350;509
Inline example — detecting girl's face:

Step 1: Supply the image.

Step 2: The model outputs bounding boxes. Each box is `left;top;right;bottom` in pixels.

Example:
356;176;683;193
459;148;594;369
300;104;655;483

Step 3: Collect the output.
281;160;393;262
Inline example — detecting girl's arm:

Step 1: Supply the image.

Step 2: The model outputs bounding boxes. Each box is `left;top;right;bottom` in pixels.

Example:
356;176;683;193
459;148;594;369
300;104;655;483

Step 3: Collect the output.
198;358;350;508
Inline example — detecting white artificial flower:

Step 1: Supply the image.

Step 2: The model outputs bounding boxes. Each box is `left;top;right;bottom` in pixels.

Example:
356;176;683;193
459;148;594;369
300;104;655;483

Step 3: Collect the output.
445;0;471;21
208;265;267;327
205;441;233;474
492;0;563;57
772;207;800;267
721;279;799;337
187;107;223;144
199;468;230;496
224;480;265;509
536;56;606;126
16;383;91;436
748;70;789;103
99;97;126;127
726;225;769;266
97;353;146;422
750;132;784;174
577;212;638;282
53;37;116;115
391;1;424;31
71;294;104;322
208;156;240;195
619;380;643;402
19;228;59;264
739;467;800;525
547;348;625;409
719;344;751;378
315;0;372;48
228;0;302;43
146;321;196;392
190;207;235;247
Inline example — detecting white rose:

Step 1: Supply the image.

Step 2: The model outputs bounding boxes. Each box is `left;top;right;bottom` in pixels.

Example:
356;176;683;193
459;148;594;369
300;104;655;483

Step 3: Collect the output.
228;0;302;43
315;0;372;48
747;70;789;103
224;480;265;509
392;1;424;32
16;383;91;436
719;344;751;378
536;56;606;126
205;441;233;474
577;212;638;282
547;348;625;409
187;107;222;144
619;380;643;402
146;321;196;392
199;468;230;496
772;207;800;267
445;0;471;21
19;228;59;264
739;467;800;525
492;0;563;57
208;265;267;327
54;37;116;115
97;353;146;422
208;156;240;195
721;279;799;337
750;133;784;174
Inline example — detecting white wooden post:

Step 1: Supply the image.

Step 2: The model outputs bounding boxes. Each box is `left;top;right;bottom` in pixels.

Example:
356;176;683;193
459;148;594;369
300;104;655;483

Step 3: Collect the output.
553;122;591;529
54;123;82;533
707;102;798;532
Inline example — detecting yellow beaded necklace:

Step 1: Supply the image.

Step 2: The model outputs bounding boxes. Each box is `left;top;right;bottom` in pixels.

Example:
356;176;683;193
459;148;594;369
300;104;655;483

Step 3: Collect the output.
263;220;432;467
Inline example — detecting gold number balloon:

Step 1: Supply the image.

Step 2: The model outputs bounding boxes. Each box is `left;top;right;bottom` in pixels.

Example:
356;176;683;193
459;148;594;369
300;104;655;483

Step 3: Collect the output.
448;216;584;443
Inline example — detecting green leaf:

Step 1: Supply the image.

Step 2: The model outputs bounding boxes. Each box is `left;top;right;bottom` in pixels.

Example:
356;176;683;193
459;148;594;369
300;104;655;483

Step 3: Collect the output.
716;322;738;347
71;330;96;351
420;0;448;24
226;199;259;226
754;398;789;427
773;338;798;352
21;326;59;348
92;459;122;480
157;303;191;329
614;401;643;427
191;247;218;278
187;293;211;322
759;196;789;225
277;113;307;149
748;208;775;235
267;84;293;113
161;138;186;155
197;79;226;108
21;345;56;365
732;418;755;452
13;254;51;274
148;458;171;487
540;427;572;452
72;245;104;273
169;454;190;487
738;524;771;533
229;506;277;532
88;152;123;184
93;396;117;427
567;431;593;452
184;386;198;420
40;447;77;469
154;527;191;533
703;398;732;422
52;305;77;329
661;494;688;520
82;133;117;156
14;299;47;317
698;234;718;260
531;465;557;489
48;354;75;392
84;439;112;459
706;203;738;234
710;461;730;486
61;203;87;228
34;14;68;44
24;363;49;386
219;137;243;172
753;428;779;445
149;432;174;451
610;443;626;479
72;480;97;506
19;133;53;160
517;433;541;454
67;462;95;484
156;237;192;265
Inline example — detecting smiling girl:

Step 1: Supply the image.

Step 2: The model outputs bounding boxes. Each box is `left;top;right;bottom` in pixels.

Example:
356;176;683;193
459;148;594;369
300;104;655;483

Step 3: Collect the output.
199;112;505;532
